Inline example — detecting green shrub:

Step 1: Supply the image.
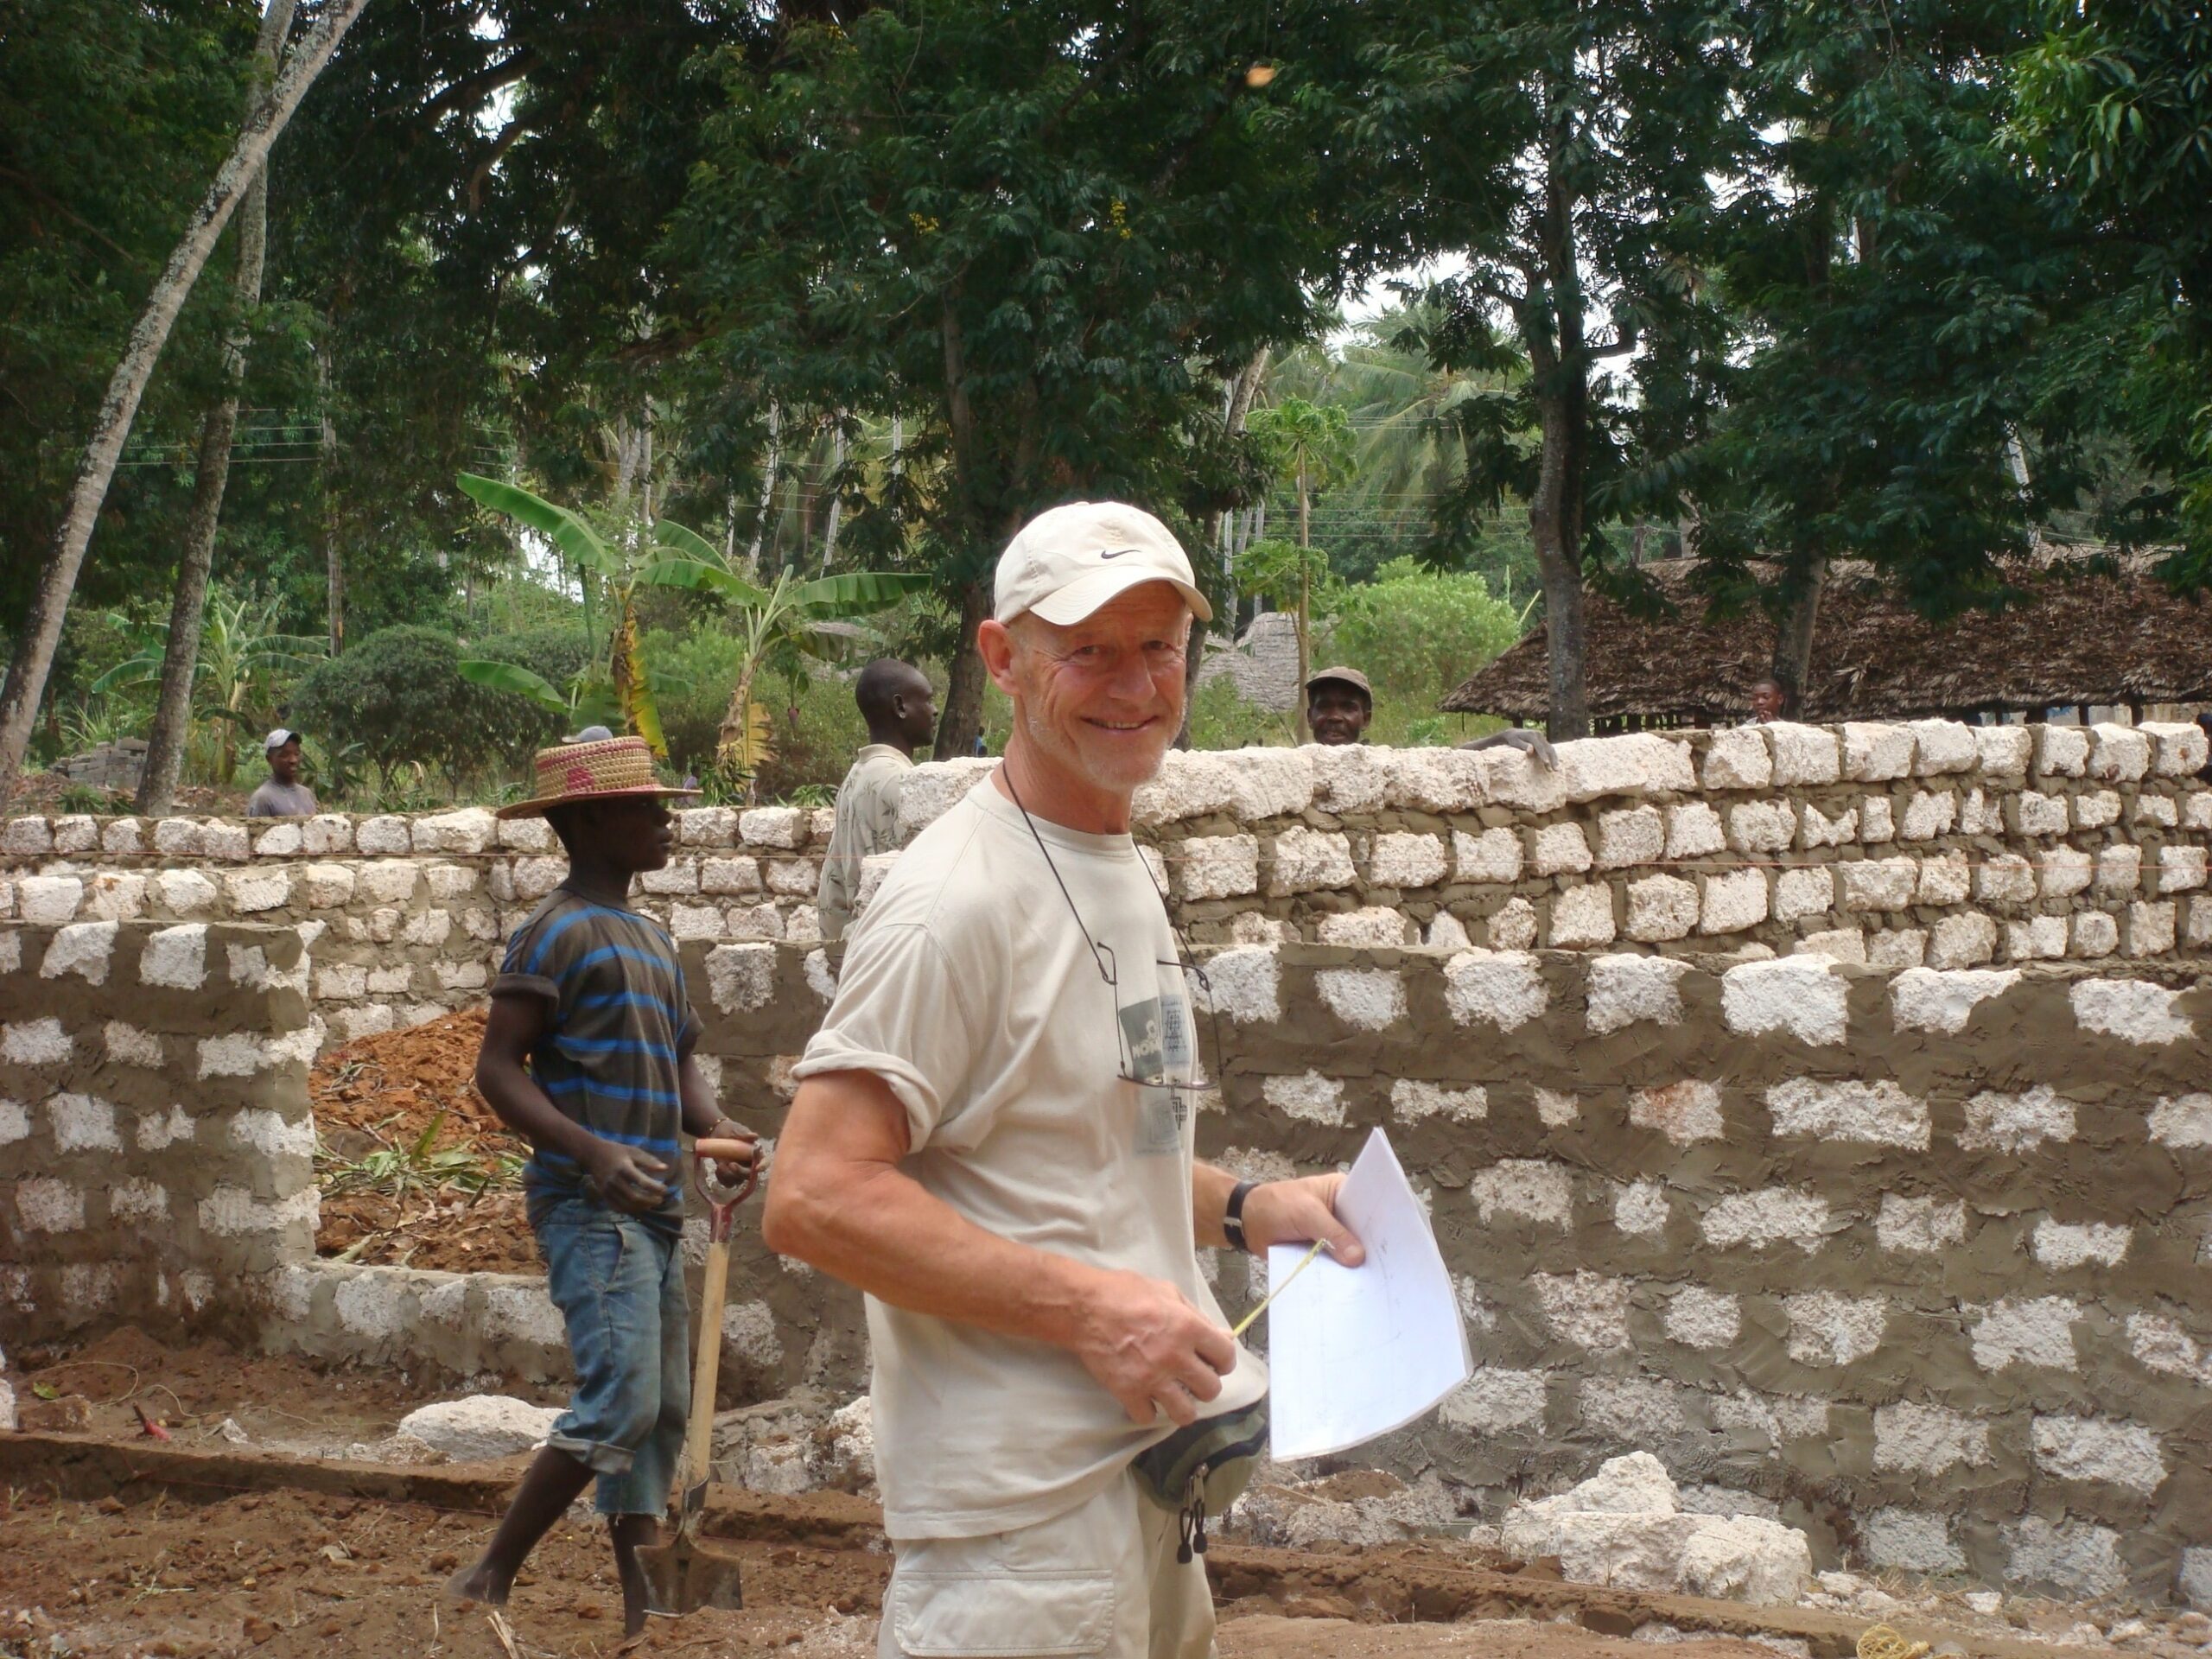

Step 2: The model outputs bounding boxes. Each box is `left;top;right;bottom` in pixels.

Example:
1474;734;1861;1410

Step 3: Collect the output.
753;670;871;803
1319;560;1526;746
643;626;747;775
468;626;594;700
293;624;575;791
1185;674;1295;751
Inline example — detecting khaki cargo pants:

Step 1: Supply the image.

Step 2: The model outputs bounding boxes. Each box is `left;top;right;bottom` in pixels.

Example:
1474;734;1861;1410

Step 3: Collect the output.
877;1471;1213;1659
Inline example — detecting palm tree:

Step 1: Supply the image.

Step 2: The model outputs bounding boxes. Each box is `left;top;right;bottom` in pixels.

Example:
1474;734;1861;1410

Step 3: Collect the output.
1247;398;1355;737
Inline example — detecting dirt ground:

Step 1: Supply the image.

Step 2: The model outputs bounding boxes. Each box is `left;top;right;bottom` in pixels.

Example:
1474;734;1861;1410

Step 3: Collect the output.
0;1332;1809;1659
311;1010;543;1277
4;1332;2184;1659
0;1479;1816;1659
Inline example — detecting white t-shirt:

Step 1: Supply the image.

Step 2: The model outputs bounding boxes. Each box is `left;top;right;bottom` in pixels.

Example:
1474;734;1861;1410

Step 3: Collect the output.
791;775;1265;1539
815;744;914;942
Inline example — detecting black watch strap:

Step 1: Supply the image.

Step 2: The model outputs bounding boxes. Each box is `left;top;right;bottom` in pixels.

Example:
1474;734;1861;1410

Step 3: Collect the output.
1223;1179;1258;1254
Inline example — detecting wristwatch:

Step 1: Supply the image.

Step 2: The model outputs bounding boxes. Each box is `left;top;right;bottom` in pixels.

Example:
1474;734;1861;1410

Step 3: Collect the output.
1222;1179;1258;1254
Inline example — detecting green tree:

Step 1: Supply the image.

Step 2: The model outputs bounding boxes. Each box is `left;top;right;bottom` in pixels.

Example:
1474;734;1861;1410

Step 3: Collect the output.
1;0;256;765
1376;0;1745;738
2012;0;2212;579
292;622;570;791
1693;0;2094;709
662;2;1377;757
0;0;370;815
139;0;299;816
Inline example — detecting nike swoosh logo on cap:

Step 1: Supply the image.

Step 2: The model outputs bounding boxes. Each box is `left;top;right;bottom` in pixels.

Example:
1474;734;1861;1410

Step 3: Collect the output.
1099;546;1139;559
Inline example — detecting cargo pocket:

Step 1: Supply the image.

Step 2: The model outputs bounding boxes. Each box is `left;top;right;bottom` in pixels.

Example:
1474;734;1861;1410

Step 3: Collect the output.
889;1568;1116;1657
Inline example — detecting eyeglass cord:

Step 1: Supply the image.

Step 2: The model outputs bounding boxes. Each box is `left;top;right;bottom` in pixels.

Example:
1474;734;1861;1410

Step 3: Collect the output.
1001;770;1126;985
1001;769;1221;1088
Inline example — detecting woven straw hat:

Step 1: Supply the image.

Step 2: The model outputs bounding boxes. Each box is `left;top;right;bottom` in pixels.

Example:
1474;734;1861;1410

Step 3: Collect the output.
497;732;699;820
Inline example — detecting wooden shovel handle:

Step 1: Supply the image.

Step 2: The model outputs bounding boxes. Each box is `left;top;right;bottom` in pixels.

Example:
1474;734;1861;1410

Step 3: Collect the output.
679;1237;731;1498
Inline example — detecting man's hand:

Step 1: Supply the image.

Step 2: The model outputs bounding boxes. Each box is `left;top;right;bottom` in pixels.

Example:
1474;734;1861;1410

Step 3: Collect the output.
1240;1175;1366;1266
582;1141;672;1214
1073;1269;1238;1427
700;1120;759;1184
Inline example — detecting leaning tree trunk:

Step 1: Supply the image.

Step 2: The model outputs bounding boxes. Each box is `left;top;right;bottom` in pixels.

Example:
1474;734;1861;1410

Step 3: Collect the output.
1771;551;1827;720
138;0;298;817
933;580;994;761
0;0;370;816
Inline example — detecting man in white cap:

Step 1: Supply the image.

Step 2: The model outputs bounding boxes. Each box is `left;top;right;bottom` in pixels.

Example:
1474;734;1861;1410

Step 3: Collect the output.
245;728;319;817
766;501;1363;1657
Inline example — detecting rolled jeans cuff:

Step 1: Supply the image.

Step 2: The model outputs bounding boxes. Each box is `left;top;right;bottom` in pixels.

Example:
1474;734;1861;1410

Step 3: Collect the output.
547;1430;637;1478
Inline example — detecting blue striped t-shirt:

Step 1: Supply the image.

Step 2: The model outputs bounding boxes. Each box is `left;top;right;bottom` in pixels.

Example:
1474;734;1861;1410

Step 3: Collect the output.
493;887;702;1229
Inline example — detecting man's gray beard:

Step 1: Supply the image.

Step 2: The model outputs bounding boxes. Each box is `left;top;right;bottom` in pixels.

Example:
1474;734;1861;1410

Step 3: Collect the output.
1021;704;1171;791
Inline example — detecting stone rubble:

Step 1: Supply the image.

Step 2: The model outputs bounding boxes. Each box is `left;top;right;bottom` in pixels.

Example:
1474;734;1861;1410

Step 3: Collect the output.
709;1387;878;1498
1500;1452;1813;1607
394;1395;561;1461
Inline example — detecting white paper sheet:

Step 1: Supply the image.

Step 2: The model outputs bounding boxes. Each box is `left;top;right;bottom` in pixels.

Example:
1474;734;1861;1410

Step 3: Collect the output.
1264;1127;1471;1460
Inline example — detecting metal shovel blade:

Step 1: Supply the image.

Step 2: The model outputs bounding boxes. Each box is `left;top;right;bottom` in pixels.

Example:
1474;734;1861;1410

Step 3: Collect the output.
638;1517;744;1616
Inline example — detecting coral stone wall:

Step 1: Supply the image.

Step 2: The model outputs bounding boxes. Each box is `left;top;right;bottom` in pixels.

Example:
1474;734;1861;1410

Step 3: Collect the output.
4;720;2211;1056
689;939;2212;1608
0;919;320;1331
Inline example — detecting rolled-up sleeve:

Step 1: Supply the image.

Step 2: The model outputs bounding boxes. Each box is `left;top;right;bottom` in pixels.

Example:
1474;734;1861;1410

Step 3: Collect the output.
790;922;978;1150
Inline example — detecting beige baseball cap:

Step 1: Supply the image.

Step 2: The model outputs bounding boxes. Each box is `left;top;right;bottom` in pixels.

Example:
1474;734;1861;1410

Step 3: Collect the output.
995;500;1212;626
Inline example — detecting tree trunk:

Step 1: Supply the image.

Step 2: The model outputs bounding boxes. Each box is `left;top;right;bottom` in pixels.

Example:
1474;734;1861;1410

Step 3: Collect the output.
319;351;342;653
746;399;781;572
1525;125;1592;743
1771;552;1827;718
0;0;369;816
933;580;993;760
1294;465;1312;742
1527;374;1592;740
138;0;297;817
820;417;847;571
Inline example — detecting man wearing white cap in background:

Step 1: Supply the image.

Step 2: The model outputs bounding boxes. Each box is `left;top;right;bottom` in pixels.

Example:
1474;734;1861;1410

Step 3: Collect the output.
766;501;1364;1657
245;728;318;817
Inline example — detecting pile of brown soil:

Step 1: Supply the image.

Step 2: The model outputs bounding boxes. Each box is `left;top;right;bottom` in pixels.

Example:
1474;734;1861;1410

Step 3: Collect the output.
311;1010;542;1275
311;1008;500;1148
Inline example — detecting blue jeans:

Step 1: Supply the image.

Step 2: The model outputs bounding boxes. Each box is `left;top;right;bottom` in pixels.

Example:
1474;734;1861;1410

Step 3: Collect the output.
531;1191;690;1518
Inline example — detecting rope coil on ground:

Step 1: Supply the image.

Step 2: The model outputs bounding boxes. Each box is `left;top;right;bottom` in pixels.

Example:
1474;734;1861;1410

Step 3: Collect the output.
1858;1623;1934;1659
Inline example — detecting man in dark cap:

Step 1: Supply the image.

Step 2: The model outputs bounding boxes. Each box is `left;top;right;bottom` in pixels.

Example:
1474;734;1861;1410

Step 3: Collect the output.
245;728;319;817
1304;667;1554;765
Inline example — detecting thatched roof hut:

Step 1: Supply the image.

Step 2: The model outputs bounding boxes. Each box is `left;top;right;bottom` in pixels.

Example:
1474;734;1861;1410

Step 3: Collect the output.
1442;556;2212;729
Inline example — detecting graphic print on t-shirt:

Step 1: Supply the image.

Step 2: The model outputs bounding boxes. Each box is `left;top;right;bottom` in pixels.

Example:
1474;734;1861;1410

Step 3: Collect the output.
1121;989;1192;1155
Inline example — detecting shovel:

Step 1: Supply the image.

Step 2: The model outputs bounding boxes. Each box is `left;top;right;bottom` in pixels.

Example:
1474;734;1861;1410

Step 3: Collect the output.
639;1134;758;1617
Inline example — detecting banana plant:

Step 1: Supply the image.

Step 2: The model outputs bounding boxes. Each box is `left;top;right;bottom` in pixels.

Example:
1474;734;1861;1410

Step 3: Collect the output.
638;518;928;789
92;588;326;781
455;473;667;755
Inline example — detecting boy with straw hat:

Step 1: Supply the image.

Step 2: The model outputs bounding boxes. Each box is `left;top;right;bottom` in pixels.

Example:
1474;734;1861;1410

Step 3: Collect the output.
449;728;756;1637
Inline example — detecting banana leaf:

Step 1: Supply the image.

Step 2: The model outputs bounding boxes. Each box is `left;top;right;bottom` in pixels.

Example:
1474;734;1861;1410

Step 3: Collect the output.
88;654;162;694
651;518;726;564
788;571;931;615
718;701;775;778
612;598;667;759
457;473;619;576
635;556;772;607
571;673;622;732
458;658;567;713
